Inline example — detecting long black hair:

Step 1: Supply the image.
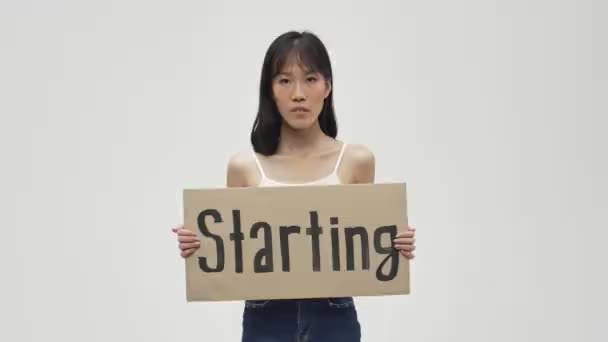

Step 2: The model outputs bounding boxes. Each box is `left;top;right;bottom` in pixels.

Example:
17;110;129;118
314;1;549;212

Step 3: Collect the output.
250;31;337;156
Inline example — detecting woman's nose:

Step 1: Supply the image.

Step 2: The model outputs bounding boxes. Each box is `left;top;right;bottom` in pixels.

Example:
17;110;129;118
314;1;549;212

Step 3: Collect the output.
292;94;305;102
291;82;306;101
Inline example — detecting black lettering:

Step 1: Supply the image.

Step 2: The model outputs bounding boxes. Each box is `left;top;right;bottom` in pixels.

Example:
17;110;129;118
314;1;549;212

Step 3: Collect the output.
197;209;224;272
306;211;323;272
280;225;301;272
345;226;370;271
229;210;244;273
374;225;399;281
250;221;274;272
330;217;340;271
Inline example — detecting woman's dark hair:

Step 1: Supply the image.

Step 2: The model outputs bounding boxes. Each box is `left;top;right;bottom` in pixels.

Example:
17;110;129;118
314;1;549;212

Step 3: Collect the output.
250;31;337;155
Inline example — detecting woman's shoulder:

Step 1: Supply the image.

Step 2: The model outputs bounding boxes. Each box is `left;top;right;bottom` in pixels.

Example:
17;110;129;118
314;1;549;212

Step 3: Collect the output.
341;143;375;183
226;150;260;187
343;143;375;164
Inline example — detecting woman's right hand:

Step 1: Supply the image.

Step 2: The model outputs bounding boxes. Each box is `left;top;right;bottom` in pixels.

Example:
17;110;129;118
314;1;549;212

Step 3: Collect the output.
171;224;200;258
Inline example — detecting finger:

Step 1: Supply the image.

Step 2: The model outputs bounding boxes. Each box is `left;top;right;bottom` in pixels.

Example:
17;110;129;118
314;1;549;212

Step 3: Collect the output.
171;224;184;232
398;229;415;235
395;231;415;238
178;235;199;243
408;225;416;231
179;241;201;250
393;238;415;245
395;244;416;252
173;227;194;235
181;248;196;258
400;250;415;259
177;229;197;236
395;244;416;251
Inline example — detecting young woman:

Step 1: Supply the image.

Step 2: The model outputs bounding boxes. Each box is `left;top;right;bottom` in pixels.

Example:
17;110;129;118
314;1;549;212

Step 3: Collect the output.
172;30;417;342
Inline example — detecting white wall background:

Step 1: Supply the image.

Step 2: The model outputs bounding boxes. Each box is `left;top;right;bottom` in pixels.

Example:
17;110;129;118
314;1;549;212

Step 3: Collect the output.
1;0;606;341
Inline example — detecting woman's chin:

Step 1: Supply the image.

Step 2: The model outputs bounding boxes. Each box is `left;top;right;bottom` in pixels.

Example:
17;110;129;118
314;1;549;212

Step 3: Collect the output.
284;117;318;131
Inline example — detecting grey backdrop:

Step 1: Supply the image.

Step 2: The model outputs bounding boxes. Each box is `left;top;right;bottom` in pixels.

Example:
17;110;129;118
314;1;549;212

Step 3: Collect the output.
1;0;606;341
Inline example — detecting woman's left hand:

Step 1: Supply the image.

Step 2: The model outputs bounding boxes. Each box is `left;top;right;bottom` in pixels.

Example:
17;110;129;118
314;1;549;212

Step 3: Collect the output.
393;224;416;259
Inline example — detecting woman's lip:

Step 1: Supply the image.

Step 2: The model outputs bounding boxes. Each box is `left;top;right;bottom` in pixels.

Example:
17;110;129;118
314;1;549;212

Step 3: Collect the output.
291;108;310;112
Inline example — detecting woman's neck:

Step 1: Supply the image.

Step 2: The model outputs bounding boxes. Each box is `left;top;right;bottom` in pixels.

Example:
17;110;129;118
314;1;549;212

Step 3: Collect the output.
276;121;333;157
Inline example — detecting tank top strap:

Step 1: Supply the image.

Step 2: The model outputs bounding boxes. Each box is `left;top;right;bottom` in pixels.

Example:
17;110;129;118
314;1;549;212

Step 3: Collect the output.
332;142;347;173
252;151;267;179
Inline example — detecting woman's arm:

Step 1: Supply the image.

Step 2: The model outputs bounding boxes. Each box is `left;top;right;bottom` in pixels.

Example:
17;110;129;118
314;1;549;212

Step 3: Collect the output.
342;144;416;259
226;151;260;187
340;144;376;184
172;151;258;259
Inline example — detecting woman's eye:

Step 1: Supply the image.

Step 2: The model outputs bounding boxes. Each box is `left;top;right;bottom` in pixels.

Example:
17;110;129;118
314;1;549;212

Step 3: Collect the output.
307;77;317;82
279;79;290;84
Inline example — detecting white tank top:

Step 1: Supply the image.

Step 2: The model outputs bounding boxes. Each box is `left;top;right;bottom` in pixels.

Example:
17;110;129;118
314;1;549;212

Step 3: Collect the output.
253;143;347;187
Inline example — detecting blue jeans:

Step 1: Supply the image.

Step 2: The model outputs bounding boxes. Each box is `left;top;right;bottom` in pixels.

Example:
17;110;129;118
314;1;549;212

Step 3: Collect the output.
241;297;361;342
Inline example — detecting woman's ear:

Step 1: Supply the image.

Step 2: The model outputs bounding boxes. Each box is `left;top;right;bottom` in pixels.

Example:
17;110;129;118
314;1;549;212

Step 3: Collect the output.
324;80;332;98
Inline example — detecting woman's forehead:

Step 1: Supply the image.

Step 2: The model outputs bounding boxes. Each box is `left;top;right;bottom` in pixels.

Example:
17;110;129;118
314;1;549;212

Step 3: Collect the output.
273;51;319;75
279;63;315;74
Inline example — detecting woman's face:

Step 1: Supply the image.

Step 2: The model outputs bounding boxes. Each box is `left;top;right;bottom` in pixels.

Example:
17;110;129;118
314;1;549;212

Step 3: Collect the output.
272;62;331;130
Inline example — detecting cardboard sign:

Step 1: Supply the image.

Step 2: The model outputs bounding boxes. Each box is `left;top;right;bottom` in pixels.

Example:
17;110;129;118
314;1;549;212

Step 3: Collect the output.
183;182;409;301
